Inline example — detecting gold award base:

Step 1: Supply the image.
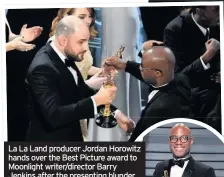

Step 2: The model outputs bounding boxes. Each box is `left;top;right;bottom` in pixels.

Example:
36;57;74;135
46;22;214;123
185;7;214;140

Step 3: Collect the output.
95;83;117;128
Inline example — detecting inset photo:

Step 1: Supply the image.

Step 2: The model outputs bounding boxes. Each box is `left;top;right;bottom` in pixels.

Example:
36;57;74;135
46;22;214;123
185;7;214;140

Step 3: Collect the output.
136;119;224;177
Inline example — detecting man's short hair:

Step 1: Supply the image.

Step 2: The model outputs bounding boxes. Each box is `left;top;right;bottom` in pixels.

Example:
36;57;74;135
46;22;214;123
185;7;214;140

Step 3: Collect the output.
55;19;75;37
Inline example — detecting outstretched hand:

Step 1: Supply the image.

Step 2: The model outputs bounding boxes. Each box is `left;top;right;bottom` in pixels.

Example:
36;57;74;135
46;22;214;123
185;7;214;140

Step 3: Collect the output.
20;24;43;43
9;36;36;52
115;110;136;134
210;71;220;83
143;40;163;52
85;73;107;90
102;56;127;71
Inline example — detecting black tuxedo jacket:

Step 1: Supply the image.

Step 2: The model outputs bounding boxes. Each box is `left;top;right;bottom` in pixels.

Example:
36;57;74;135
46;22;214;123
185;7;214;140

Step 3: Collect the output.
163;13;221;132
126;61;193;142
164;13;220;75
26;43;96;141
153;156;216;177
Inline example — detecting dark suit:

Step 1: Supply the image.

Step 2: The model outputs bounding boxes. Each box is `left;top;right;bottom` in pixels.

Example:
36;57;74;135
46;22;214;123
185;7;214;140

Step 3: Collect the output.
164;13;221;132
26;43;96;141
126;61;192;142
153;156;216;177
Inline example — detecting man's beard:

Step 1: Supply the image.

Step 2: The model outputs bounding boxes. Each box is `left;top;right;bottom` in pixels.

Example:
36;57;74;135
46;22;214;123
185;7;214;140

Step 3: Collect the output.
67;53;81;62
65;50;84;62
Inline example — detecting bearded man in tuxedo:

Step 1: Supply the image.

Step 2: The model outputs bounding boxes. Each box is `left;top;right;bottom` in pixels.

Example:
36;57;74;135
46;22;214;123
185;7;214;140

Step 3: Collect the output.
26;16;133;141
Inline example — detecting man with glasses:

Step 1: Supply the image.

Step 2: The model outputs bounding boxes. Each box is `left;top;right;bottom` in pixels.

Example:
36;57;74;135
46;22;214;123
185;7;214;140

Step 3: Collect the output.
153;123;216;177
104;45;199;141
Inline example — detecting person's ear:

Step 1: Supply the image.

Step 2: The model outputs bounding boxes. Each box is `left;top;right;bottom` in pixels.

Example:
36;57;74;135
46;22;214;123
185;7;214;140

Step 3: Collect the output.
190;137;194;145
58;35;68;47
156;70;162;77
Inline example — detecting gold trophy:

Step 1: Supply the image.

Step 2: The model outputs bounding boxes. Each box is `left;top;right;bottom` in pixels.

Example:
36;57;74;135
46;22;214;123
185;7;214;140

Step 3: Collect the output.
163;170;169;177
95;46;125;128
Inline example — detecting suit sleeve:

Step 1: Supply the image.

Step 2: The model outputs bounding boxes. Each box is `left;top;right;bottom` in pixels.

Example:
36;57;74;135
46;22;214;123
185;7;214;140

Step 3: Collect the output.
205;168;216;177
125;61;145;83
78;81;96;99
164;25;207;74
152;163;159;177
180;58;208;88
129;106;175;142
27;64;95;129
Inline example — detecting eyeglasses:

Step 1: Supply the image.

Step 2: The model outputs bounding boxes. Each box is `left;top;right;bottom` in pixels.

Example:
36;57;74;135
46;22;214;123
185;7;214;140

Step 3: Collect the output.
169;135;192;143
139;65;162;73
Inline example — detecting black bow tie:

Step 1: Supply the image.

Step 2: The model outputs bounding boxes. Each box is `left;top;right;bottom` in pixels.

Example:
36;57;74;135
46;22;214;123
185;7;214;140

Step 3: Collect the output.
65;58;75;67
170;159;186;168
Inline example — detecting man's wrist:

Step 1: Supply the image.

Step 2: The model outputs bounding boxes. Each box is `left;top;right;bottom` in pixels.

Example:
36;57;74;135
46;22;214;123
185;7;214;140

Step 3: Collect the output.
6;42;15;51
114;110;121;119
92;95;101;106
201;50;215;64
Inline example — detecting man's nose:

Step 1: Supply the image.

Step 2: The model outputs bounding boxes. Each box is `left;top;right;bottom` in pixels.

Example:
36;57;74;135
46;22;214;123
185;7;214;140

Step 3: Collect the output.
175;138;182;144
83;42;89;51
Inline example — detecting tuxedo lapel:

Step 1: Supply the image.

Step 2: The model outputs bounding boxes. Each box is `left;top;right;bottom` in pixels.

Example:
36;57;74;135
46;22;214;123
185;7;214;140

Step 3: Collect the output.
141;91;163;117
182;156;194;177
141;80;176;117
183;14;207;42
163;160;171;177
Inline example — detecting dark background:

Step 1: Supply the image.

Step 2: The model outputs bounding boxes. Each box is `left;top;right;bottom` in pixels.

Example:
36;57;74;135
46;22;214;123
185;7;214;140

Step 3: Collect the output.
6;8;59;141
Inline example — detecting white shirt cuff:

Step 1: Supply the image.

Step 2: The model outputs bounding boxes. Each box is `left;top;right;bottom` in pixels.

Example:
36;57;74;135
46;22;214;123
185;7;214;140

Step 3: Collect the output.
114;109;121;119
200;56;210;70
91;96;98;116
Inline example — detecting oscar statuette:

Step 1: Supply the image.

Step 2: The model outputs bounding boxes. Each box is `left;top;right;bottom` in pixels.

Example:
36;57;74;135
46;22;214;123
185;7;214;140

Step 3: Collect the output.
95;46;125;128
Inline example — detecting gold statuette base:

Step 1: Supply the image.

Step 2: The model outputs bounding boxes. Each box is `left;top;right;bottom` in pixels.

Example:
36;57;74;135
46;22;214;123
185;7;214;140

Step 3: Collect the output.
95;108;117;128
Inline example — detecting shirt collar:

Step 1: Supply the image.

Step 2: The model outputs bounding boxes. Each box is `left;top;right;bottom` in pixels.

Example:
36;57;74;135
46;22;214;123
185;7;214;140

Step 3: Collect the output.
47;35;55;43
191;13;209;36
150;83;169;89
50;41;67;63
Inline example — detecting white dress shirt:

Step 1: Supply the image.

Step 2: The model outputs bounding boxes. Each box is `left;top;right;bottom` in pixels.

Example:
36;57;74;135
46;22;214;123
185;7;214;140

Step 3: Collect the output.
170;160;189;177
50;41;98;116
191;13;211;70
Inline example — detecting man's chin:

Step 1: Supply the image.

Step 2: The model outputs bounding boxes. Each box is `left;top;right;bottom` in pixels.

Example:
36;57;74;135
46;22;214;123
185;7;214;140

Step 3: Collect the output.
173;154;185;158
76;55;84;62
173;151;188;159
172;150;186;158
78;57;84;62
68;55;83;62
